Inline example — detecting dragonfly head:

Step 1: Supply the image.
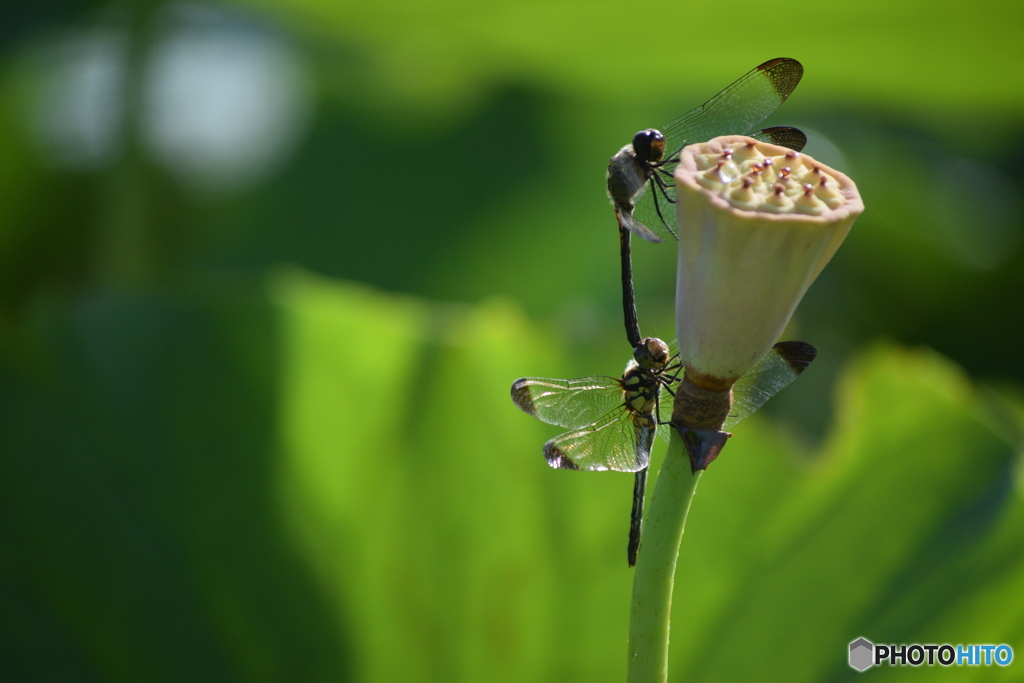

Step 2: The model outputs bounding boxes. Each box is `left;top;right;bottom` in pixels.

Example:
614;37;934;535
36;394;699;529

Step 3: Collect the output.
632;129;665;164
634;337;670;370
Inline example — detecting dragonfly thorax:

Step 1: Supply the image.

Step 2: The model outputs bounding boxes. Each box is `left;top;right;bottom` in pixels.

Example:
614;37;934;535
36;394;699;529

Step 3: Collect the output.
621;363;661;416
607;149;650;217
631;129;666;165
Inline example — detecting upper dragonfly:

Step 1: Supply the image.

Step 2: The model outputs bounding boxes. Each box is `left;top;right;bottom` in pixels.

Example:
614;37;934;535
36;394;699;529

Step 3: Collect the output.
607;57;806;246
511;340;816;567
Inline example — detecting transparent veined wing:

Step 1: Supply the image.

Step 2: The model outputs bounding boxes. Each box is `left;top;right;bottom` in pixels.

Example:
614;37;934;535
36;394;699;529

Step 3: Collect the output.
649;337;681;444
653;388;676;444
724;341;817;429
658;58;804;158
511;376;623;430
633;58;806;240
543;407;654;473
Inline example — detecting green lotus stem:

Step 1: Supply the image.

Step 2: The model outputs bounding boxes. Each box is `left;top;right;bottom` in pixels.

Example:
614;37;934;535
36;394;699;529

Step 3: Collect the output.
627;429;702;682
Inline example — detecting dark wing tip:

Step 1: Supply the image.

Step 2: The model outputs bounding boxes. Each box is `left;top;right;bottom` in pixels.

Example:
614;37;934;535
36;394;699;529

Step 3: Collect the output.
772;341;818;374
758;57;799;68
510;379;537;415
758;126;807;153
543;442;580;470
758;57;803;74
757;57;804;101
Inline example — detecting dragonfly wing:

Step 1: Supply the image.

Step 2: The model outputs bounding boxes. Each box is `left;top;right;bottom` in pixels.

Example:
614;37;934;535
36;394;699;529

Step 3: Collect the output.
511;376;623;429
653;381;680;444
653;338;682;443
751;126;807;152
616;204;665;243
654;406;673;443
634;58;804;239
724;341;817;429
544;408;653;473
629;170;679;241
659;58;804;155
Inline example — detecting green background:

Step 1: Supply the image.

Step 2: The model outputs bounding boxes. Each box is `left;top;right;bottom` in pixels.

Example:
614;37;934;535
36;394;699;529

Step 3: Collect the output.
2;0;1023;680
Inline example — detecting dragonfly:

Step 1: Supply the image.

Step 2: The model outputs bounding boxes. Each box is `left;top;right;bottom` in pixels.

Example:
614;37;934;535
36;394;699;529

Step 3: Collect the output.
512;337;678;566
608;57;806;246
511;340;816;567
607;57;806;348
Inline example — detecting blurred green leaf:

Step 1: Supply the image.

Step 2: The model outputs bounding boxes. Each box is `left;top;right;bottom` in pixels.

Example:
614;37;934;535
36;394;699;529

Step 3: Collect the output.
0;280;350;682
3;274;1023;681
236;0;1024;122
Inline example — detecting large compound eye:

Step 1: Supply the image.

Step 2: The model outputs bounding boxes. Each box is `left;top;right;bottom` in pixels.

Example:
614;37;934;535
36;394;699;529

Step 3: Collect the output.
632;129;666;163
634;337;670;369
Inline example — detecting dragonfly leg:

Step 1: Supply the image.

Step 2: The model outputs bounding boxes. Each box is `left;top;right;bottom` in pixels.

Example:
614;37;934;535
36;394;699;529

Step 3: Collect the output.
654;165;678;185
647;171;678;239
653;385;678;422
660;361;683;392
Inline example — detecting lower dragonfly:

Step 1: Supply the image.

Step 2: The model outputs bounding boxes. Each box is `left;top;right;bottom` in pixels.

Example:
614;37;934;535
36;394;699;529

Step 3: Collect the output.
512;337;678;566
511;340;816;567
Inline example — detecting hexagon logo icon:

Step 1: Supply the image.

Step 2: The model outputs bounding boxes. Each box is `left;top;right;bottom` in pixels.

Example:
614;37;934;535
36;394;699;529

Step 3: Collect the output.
849;637;874;672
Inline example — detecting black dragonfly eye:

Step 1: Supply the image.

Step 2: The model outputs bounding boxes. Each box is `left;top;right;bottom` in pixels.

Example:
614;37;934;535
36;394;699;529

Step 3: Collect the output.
632;129;666;164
